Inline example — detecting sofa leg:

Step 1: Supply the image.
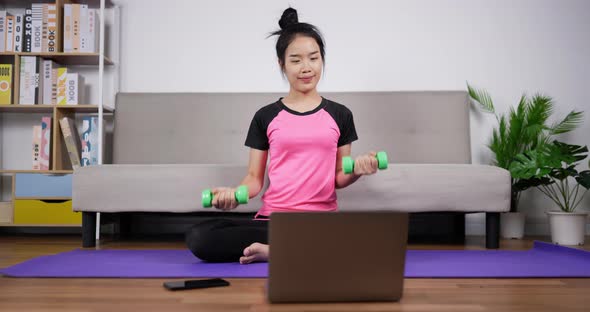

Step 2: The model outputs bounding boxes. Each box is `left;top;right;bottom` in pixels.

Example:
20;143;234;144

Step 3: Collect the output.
119;212;133;239
485;212;500;249
82;212;97;248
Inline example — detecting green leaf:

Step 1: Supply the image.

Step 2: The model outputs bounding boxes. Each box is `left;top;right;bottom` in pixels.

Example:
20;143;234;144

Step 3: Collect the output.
509;150;549;179
549;165;578;180
526;94;554;129
467;83;495;113
551;141;588;164
576;171;590;189
550;111;584;135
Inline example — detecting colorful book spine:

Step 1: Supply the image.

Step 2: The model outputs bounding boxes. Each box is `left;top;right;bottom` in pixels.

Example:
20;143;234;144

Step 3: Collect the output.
57;67;67;104
0;64;12;105
32;125;42;170
81;116;98;166
72;4;80;52
51;68;58;104
47;4;57;52
59;117;81;169
40;116;52;170
41;4;48;52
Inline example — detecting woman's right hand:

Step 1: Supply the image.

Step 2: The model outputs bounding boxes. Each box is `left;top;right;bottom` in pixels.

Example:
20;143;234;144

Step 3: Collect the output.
211;187;239;211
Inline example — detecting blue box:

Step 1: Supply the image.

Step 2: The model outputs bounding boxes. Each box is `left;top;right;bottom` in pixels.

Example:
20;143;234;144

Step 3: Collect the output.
15;173;72;198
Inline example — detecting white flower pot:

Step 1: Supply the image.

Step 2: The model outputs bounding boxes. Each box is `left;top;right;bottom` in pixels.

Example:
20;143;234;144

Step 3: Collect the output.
500;212;526;239
546;211;588;246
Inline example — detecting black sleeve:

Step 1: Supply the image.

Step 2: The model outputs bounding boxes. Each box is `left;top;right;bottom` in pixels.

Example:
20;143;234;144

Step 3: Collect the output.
337;106;358;147
324;100;359;147
244;103;282;150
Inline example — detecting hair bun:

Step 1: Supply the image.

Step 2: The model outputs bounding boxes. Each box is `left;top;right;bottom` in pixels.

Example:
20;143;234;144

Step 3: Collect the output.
278;7;299;30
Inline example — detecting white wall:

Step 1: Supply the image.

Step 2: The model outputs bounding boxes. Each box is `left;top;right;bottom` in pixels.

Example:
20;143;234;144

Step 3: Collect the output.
10;0;589;233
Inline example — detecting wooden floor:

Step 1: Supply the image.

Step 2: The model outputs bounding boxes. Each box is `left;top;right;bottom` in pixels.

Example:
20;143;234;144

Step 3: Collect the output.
1;235;589;311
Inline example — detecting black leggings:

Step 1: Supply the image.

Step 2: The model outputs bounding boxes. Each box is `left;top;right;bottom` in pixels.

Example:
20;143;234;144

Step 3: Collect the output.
185;218;269;262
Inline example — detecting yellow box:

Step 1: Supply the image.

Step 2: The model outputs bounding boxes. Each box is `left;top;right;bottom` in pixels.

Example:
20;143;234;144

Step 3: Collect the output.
14;200;81;225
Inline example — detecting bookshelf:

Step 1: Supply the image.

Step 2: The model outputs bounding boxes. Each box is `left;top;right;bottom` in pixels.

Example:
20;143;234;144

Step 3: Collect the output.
0;52;113;65
0;0;120;228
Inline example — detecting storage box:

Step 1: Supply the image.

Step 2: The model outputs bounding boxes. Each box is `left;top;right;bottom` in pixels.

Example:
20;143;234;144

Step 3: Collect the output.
15;173;72;198
0;201;13;223
14;200;80;225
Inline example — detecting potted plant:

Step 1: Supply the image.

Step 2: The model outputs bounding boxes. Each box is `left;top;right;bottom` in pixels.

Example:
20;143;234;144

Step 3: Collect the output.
510;141;590;245
467;83;583;239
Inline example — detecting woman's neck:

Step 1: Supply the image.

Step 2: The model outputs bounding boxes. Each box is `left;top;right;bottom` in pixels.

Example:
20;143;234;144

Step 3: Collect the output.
282;89;322;111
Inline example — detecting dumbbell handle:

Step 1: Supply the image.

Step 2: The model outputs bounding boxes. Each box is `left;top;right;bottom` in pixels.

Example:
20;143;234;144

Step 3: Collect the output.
202;185;249;208
342;151;388;174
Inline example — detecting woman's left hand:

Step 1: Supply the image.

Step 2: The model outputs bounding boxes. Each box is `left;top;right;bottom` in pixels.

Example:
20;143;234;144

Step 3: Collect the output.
354;151;378;176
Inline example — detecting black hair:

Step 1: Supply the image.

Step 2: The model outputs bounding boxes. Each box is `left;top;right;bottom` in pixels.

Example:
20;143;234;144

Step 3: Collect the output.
268;8;326;71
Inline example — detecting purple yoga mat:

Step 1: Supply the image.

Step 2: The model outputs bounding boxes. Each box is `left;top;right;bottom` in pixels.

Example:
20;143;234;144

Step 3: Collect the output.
2;241;589;278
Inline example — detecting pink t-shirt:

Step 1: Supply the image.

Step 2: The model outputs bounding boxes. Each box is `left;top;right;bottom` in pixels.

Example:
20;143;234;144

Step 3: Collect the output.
245;97;358;217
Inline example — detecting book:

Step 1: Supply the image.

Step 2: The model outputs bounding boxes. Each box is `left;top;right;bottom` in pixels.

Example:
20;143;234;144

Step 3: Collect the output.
47;4;57;52
81;116;98;166
42;60;58;105
19;56;36;105
66;73;83;105
23;9;32;52
59;117;81;169
57;67;67;104
87;9;99;53
72;4;80;52
51;67;58;104
40;116;52;170
63;4;72;52
32;125;42;170
6;15;14;52
14;14;23;52
79;5;88;52
34;57;43;104
31;4;43;53
0;11;7;52
0;64;12;105
42;4;48;52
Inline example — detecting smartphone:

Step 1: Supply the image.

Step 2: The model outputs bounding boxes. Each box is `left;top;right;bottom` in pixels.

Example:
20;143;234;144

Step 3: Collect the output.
163;278;230;291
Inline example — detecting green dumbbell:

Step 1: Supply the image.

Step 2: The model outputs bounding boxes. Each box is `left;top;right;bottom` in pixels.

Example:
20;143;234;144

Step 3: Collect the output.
342;151;388;174
202;185;249;208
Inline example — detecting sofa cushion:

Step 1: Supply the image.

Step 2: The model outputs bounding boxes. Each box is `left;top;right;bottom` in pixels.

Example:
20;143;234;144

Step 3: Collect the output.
73;164;510;213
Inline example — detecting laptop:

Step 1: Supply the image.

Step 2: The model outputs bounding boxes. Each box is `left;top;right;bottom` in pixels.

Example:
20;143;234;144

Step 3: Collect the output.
268;211;408;303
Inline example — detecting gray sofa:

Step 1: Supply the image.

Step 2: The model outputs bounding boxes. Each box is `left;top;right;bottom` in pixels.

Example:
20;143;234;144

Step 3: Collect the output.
73;92;511;248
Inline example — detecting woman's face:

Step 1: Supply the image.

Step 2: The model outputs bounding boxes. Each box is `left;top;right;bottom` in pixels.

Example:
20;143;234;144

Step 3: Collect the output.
281;35;323;94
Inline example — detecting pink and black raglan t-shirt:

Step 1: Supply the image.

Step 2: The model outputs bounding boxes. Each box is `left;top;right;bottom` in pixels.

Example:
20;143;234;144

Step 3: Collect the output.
245;97;358;217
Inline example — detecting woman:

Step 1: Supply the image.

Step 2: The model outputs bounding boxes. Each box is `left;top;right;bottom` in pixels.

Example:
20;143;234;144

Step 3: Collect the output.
186;7;380;264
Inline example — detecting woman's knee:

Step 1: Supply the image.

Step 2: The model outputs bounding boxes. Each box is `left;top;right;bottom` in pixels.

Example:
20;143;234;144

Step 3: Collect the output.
185;220;235;262
185;224;213;259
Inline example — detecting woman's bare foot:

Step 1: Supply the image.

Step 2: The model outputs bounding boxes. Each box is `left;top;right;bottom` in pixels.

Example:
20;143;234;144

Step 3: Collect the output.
240;242;269;264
